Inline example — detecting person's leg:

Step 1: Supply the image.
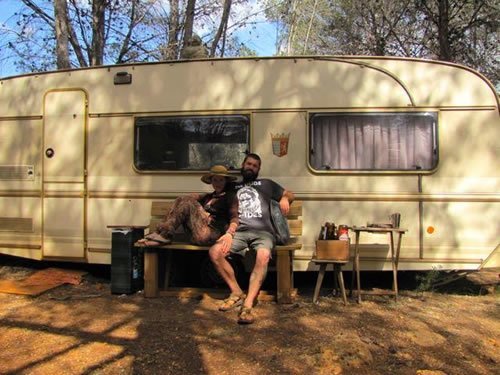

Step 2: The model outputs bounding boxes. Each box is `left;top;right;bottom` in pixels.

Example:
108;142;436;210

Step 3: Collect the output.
189;218;218;245
208;242;244;296
243;247;271;309
156;196;215;244
237;231;274;324
210;232;250;311
155;196;193;238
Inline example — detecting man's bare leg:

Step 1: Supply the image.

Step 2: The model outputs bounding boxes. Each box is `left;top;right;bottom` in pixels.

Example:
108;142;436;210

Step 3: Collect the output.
208;243;243;295
243;248;271;308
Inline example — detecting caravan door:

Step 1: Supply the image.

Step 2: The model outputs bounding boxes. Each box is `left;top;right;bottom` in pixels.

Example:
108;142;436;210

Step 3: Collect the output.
42;90;86;259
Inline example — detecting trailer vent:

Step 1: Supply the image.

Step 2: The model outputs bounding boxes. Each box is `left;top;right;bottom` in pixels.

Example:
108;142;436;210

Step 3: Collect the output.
0;165;35;180
0;217;33;232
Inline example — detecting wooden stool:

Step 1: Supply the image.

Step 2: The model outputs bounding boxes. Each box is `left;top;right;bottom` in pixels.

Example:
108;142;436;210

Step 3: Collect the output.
312;259;348;305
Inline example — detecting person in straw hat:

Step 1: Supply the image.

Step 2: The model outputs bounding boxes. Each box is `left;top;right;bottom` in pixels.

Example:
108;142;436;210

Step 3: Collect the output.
138;165;238;248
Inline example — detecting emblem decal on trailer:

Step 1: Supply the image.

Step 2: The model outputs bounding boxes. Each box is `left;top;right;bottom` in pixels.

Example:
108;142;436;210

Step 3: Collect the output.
270;133;290;157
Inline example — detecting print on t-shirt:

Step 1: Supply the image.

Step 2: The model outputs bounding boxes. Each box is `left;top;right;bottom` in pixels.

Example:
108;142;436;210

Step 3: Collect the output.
233;179;284;234
237;186;262;219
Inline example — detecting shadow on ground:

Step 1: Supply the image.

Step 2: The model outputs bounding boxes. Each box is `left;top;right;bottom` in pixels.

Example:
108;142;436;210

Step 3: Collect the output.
0;254;498;374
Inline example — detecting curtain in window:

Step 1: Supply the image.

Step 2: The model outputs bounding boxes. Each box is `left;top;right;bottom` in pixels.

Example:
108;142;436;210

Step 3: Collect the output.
311;114;436;170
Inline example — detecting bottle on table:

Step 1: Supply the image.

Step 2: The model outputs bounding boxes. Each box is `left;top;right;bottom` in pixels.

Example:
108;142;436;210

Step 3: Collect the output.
338;225;349;241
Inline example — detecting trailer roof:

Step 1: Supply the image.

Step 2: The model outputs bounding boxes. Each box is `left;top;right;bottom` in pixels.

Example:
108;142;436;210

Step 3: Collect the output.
1;56;498;117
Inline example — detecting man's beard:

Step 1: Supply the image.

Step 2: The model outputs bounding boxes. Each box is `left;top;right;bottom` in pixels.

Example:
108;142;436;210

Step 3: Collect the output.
241;167;258;182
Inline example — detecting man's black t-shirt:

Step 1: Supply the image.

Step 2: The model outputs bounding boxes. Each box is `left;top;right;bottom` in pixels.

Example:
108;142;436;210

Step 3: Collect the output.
233;179;284;234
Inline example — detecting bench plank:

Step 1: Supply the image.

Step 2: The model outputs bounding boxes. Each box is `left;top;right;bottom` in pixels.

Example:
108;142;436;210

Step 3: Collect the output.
288;220;302;236
146;243;210;251
150;199;302;218
151;201;174;216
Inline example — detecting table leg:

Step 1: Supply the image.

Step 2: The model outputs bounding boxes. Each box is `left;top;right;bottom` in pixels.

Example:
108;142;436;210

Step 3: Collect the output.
313;263;327;303
350;260;355;298
395;232;403;270
333;263;339;294
354;231;361;303
389;232;398;301
350;234;358;296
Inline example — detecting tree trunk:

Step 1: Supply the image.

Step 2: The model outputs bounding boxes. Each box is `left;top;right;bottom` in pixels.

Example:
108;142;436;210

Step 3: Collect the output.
183;0;196;50
210;0;232;57
91;0;107;65
117;0;138;63
54;0;71;69
302;0;319;54
286;0;300;55
166;0;180;59
437;0;452;61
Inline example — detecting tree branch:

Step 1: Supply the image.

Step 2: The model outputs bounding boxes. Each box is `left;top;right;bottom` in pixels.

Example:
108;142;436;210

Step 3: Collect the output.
21;0;54;25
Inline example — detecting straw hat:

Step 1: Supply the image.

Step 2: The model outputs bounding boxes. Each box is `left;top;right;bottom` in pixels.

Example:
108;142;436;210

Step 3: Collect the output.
201;165;237;184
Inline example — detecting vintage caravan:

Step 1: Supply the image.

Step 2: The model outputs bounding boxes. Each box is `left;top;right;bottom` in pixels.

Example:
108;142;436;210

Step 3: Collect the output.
0;56;498;273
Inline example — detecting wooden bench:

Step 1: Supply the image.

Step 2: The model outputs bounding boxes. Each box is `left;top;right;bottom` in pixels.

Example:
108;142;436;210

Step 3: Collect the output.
133;200;303;303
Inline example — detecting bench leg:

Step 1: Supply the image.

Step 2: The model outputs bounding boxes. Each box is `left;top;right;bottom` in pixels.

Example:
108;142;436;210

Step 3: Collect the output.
276;250;294;304
313;264;327;303
144;250;159;298
163;251;173;290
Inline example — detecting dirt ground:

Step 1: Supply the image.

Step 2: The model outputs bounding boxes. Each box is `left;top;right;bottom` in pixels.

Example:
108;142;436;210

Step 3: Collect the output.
0;257;498;375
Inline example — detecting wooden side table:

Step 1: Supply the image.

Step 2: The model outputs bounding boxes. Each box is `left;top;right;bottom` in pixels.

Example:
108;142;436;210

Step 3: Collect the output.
312;258;348;305
350;226;407;303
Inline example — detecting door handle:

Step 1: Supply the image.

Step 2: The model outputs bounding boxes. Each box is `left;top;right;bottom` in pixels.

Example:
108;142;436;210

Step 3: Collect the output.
45;148;55;158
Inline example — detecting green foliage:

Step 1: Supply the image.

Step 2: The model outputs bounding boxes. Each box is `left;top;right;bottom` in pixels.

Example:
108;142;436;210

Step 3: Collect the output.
415;267;442;293
263;0;333;55
237;43;258;57
268;0;499;87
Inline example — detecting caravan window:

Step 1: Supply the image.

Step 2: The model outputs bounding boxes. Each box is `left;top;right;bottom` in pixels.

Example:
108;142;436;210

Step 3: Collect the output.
309;112;438;171
134;115;249;171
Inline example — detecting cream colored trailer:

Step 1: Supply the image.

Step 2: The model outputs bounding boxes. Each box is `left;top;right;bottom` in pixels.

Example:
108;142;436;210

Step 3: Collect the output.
0;56;498;271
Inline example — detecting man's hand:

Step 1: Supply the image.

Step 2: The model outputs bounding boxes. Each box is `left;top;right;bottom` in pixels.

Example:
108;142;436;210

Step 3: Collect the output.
217;233;233;255
279;196;290;216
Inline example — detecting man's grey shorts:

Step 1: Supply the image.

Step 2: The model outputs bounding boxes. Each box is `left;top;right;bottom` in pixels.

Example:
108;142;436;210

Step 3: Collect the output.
229;230;275;257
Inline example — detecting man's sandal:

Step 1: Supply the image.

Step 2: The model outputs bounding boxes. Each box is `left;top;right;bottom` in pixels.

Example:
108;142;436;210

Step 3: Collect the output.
237;306;255;325
219;293;245;312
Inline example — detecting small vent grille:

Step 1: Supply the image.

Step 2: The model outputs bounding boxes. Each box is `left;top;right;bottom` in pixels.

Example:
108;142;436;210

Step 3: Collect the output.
0;217;33;232
0;165;35;180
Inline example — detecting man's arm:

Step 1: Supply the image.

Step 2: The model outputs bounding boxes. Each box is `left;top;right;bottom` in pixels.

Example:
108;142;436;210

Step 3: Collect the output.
279;189;294;215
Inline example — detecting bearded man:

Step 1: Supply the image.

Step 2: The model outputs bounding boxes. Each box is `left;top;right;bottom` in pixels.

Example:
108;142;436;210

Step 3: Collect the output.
209;153;294;324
